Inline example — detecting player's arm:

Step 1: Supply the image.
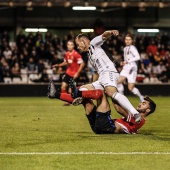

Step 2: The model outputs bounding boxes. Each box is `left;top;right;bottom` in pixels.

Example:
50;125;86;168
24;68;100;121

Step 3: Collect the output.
127;46;140;63
92;71;99;82
112;100;129;118
52;61;68;68
73;52;85;79
73;61;85;79
102;30;119;40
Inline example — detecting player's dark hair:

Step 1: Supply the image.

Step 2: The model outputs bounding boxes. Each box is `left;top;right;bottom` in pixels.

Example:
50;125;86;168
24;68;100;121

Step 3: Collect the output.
144;96;156;115
76;33;89;40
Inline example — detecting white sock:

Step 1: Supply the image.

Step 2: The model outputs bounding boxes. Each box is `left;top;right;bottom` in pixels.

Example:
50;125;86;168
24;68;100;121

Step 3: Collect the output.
131;87;143;98
79;87;88;91
117;84;124;94
112;92;138;115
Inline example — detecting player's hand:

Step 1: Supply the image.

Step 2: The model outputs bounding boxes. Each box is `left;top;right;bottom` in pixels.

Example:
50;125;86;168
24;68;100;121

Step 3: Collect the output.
120;61;127;66
73;72;79;79
111;30;119;36
52;64;59;68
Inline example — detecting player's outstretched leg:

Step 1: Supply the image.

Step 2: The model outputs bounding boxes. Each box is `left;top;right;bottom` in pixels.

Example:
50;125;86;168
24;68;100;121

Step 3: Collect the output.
69;79;79;98
69;79;103;99
47;80;57;99
72;97;84;106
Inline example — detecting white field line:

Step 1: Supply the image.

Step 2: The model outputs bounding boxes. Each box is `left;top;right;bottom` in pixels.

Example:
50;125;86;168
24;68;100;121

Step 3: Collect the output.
0;152;170;155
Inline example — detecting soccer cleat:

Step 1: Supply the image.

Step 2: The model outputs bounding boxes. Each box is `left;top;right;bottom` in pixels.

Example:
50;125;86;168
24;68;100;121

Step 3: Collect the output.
69;79;78;98
72;97;84;106
134;114;142;123
47;80;56;99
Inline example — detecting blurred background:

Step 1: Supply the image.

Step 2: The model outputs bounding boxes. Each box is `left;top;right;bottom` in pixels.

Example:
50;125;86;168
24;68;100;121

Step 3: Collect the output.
0;0;170;96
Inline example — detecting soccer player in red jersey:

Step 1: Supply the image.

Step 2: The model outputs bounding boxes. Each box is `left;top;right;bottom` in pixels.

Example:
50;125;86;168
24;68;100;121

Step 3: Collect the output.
48;80;156;134
52;40;85;105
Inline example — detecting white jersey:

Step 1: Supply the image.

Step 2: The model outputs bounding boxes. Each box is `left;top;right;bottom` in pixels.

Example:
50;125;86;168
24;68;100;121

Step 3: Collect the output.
123;45;140;72
88;35;118;75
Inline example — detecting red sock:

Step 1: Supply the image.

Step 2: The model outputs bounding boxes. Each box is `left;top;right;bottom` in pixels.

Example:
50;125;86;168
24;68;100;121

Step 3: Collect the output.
61;89;67;93
60;93;74;103
82;90;103;100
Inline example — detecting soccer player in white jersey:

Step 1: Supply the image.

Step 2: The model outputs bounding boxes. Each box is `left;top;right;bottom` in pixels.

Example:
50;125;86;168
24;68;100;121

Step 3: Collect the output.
74;30;142;123
117;34;144;102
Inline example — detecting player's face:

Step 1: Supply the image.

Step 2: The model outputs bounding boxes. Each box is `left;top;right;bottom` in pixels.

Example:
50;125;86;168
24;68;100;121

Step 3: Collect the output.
136;100;150;113
125;36;133;46
67;41;75;51
76;38;88;53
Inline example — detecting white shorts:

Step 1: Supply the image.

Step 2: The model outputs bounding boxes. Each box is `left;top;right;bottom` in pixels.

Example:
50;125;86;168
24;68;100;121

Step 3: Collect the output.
92;71;119;90
120;69;137;83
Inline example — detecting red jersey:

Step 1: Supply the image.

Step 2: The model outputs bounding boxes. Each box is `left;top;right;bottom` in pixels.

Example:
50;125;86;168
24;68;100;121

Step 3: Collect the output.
115;116;146;134
64;50;83;77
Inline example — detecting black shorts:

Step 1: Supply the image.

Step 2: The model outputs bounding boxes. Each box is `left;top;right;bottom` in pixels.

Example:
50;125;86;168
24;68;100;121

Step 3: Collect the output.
86;108;116;134
62;74;73;84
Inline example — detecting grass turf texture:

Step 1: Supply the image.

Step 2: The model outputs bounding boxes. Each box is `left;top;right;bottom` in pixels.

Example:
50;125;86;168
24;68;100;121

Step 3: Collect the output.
0;97;169;170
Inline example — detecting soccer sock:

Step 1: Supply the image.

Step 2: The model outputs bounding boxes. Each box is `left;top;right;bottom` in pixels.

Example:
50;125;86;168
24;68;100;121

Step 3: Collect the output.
131;87;143;98
79;87;103;99
61;89;67;93
117;84;124;94
112;92;139;115
57;93;74;103
78;90;103;100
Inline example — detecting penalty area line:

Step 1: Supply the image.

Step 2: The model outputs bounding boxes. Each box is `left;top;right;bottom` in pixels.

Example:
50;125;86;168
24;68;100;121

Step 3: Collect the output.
0;152;170;155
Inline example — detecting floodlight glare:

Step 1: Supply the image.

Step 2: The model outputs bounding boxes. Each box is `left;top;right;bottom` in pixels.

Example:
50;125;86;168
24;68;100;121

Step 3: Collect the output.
137;29;159;33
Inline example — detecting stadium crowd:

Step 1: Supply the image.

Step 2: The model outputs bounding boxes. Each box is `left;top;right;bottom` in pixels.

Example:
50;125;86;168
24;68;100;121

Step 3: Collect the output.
0;30;170;84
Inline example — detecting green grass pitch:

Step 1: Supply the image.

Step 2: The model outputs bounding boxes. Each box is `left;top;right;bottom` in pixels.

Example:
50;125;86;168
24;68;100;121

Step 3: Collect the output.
0;97;169;170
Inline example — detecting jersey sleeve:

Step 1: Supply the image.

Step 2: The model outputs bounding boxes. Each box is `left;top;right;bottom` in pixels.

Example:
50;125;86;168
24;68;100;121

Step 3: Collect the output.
75;51;83;64
90;35;104;47
128;46;140;63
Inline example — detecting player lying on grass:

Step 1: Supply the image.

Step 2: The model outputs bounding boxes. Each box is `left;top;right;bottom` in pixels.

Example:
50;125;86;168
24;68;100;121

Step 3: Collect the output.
48;80;156;134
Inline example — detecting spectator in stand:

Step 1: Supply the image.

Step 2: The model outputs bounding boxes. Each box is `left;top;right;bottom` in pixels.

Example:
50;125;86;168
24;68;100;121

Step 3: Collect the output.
146;40;158;56
52;34;61;49
159;44;166;56
51;53;63;66
165;51;170;65
27;32;36;46
3;47;12;60
37;59;46;74
153;51;162;65
30;50;39;64
62;35;68;50
1;31;10;44
45;31;52;42
35;33;44;47
142;53;151;67
156;61;166;76
31;68;49;83
27;57;37;74
1;57;11;78
161;32;170;48
56;44;66;61
16;30;26;52
67;31;75;40
11;62;21;80
0;61;4;82
18;54;26;69
143;33;150;50
37;43;47;60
